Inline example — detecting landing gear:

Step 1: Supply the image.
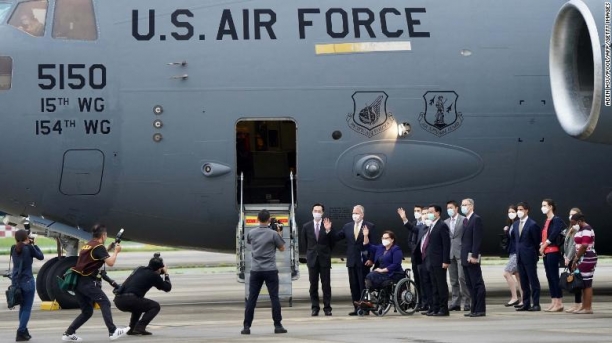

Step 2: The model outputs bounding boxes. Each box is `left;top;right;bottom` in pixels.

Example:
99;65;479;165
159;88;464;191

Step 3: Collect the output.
36;257;59;301
44;256;79;309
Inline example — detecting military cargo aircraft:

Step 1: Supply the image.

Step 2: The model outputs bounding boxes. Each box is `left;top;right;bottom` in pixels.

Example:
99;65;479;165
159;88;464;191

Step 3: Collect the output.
0;0;610;307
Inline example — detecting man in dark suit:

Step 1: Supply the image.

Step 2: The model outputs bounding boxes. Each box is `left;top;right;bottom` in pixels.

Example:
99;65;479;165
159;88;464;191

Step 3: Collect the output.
514;202;542;312
334;205;377;315
460;198;487;317
397;206;429;311
301;203;334;316
422;205;451;316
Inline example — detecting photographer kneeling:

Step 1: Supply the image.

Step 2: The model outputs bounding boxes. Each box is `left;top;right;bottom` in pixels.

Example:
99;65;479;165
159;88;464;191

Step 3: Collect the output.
113;254;172;335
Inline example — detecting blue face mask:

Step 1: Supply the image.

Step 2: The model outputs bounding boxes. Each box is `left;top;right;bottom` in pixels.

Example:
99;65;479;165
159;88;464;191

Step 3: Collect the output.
447;208;455;217
461;206;469;215
427;213;435;221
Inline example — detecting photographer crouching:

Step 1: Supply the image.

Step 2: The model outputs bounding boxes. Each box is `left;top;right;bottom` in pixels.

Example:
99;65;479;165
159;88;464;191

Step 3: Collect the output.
113;253;172;335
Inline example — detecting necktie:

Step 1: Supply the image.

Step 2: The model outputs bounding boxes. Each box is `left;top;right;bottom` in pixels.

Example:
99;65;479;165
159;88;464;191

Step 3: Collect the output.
519;220;525;236
421;227;431;257
451;218;456;235
315;223;320;240
463;218;468;227
354;222;360;240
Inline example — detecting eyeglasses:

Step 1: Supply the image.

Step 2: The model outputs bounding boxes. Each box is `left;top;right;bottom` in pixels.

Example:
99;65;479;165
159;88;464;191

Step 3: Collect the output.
382;236;390;239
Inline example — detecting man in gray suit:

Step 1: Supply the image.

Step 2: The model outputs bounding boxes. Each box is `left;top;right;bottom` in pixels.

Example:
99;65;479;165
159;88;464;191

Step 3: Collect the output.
444;200;471;311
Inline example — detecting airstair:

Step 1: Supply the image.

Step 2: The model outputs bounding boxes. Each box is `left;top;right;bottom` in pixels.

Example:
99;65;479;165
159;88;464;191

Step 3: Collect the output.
236;172;299;306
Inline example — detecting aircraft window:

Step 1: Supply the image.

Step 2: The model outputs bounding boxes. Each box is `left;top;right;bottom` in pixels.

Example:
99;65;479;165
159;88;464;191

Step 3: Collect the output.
0;56;12;90
0;3;12;23
8;0;48;37
52;0;97;41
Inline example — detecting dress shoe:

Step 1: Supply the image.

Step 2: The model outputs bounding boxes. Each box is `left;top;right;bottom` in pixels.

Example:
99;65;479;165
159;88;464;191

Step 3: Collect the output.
469;312;486;317
348;311;358;316
359;301;375;309
505;300;520;307
311;309;319;316
274;326;287;334
416;305;429;312
433;311;450;316
448;305;461;311
324;310;332;316
463;305;471;312
241;326;251;335
528;305;541;311
133;327;152;335
515;306;530;311
514;303;524;308
464;312;474;317
426;310;437;316
422;310;434;316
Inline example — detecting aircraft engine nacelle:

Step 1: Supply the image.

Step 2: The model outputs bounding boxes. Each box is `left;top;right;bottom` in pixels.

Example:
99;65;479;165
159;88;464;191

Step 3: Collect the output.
550;0;612;144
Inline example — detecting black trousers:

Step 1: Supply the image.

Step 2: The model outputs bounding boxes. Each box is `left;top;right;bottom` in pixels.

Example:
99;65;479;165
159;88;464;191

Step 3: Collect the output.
428;265;449;313
463;264;486;313
411;258;424;306
66;276;116;335
517;260;541;307
347;265;366;309
114;295;160;330
243;270;282;327
418;264;432;309
308;260;331;311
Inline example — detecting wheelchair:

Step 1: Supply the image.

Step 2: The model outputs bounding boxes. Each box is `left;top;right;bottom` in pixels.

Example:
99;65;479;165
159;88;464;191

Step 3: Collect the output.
356;268;419;316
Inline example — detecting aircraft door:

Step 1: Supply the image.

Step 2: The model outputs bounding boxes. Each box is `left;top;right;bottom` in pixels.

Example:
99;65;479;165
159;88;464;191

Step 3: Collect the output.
236;120;296;204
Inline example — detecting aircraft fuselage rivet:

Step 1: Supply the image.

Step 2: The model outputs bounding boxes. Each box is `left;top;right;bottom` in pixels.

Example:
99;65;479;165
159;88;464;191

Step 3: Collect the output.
153;133;163;142
153;120;163;129
153;105;163;115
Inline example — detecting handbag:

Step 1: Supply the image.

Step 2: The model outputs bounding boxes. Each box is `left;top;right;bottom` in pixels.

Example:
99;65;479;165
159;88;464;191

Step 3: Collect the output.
57;268;79;292
559;268;584;293
5;246;24;309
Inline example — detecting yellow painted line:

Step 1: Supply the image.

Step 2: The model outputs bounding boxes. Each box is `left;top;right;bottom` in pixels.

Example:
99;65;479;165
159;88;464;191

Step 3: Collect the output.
315;41;412;55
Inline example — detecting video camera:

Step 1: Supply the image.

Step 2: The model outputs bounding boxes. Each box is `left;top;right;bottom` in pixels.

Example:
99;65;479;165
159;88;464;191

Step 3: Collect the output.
99;269;120;291
269;218;283;232
108;228;125;250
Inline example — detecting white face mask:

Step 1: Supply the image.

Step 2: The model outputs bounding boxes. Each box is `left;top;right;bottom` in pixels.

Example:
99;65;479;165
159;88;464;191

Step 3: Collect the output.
461;206;469;215
541;206;549;214
447;208;455;217
424;219;433;227
517;210;525;219
382;239;391;247
352;214;361;222
572;224;580;231
508;212;517;220
414;212;421;220
313;212;322;220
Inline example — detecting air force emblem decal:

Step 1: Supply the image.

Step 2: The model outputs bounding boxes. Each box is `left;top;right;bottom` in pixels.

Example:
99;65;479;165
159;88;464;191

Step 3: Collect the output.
418;91;463;137
347;91;395;138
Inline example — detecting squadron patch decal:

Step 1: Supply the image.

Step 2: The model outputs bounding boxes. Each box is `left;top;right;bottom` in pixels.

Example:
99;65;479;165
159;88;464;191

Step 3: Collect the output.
346;91;395;138
418;91;463;137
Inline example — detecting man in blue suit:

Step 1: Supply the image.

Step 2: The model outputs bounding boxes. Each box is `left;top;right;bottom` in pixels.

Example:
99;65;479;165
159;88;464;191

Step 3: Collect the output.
514;202;542;311
334;205;377;315
460;198;487;317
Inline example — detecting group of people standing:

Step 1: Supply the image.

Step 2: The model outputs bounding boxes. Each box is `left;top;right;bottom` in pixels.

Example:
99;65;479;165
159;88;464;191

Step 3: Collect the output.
302;200;486;318
501;199;598;314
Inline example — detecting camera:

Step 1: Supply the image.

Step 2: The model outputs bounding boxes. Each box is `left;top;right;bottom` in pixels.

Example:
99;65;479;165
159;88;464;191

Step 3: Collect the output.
99;269;120;290
2;271;11;279
269;218;283;232
108;228;125;250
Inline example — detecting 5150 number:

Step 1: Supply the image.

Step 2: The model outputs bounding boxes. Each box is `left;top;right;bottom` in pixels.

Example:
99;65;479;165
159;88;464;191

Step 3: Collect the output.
38;64;106;90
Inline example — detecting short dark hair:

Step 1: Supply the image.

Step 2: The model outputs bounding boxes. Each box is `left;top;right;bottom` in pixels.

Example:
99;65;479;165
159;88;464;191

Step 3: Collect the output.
92;224;107;238
428;204;442;214
446;200;458;208
571;213;585;222
413;205;422;210
542;198;556;213
517;202;530;211
257;209;271;223
382;230;396;242
312;203;325;211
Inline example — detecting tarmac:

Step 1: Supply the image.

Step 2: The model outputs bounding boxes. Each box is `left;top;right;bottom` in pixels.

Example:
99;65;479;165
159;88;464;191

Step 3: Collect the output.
0;251;610;343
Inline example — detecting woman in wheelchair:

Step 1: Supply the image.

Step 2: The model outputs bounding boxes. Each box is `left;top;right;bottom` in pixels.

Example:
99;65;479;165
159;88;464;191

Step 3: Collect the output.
355;229;404;309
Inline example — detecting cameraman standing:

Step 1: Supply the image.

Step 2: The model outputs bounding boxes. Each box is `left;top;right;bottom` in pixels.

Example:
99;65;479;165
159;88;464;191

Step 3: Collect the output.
113;254;172;335
241;209;287;335
62;224;128;342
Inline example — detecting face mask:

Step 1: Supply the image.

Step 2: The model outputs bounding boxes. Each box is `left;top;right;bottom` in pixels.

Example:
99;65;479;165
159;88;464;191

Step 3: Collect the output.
382;239;391;247
313;212;322;220
427;213;435;221
352;214;361;222
517;210;525;219
447;208;455;217
414;212;421;220
461;206;469;215
508;212;517;220
424;219;433;226
541;207;549;214
572;224;580;231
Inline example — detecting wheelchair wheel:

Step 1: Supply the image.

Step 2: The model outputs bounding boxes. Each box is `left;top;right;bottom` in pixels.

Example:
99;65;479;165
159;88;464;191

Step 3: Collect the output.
357;308;366;316
394;278;419;315
373;288;392;316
